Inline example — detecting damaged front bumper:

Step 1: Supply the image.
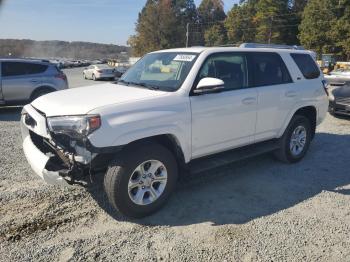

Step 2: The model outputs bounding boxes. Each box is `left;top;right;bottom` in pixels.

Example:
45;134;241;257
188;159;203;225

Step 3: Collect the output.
21;105;89;186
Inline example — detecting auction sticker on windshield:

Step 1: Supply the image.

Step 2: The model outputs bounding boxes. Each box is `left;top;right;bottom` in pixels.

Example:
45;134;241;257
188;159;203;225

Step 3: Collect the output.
173;54;196;62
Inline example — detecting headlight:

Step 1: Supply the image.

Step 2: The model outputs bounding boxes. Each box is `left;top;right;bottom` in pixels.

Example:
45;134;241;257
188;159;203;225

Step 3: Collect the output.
328;87;339;101
47;115;101;139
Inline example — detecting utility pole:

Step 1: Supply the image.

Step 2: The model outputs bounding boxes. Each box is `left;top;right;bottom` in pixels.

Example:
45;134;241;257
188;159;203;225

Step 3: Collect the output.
186;23;189;47
268;16;274;44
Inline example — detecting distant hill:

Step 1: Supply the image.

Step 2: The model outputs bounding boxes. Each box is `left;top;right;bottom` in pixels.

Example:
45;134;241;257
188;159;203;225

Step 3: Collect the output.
0;39;130;59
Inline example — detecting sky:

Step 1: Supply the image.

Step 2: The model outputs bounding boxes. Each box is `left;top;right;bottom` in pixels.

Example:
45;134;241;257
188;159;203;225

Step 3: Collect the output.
0;0;239;46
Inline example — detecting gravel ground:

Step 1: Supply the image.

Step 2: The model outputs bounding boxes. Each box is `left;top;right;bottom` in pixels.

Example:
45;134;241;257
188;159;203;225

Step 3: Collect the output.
0;72;349;261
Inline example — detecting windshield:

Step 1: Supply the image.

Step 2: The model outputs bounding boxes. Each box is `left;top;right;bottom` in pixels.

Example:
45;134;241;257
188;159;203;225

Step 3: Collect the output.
119;52;198;91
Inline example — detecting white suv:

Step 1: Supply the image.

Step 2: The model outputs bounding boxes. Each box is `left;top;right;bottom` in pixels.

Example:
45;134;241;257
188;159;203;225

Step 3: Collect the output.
21;44;328;218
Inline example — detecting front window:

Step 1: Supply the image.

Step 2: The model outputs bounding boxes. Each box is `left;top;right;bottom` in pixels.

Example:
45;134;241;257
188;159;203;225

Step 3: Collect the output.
119;52;198;91
197;53;249;91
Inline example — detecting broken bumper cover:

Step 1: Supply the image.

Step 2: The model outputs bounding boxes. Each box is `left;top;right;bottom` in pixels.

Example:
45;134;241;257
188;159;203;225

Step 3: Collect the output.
22;132;69;186
21;108;70;186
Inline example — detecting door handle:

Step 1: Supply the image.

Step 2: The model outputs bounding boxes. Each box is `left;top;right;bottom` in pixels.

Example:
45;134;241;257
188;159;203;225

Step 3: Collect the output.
30;79;39;83
242;97;256;105
285;91;297;98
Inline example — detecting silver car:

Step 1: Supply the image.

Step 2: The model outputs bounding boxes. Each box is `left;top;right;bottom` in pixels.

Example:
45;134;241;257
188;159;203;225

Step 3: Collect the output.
83;64;115;80
0;59;68;106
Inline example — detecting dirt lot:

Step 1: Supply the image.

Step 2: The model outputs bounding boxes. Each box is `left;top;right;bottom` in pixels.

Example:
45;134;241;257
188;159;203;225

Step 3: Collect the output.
0;103;350;261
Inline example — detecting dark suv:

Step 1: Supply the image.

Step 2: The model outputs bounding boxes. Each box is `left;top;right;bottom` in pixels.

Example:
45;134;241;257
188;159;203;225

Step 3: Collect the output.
0;58;68;106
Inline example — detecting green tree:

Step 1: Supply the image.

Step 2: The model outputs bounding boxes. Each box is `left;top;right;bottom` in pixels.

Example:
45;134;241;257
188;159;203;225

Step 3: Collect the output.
255;0;290;44
198;0;226;25
225;3;257;44
204;24;227;46
332;0;350;59
197;0;226;46
128;0;197;56
299;0;339;55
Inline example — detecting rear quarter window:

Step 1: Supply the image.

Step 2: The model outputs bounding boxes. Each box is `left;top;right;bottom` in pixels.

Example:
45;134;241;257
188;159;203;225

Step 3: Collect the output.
290;53;320;79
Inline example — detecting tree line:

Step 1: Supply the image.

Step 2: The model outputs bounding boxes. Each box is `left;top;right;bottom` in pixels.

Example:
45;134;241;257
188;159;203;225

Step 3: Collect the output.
128;0;350;60
0;39;130;59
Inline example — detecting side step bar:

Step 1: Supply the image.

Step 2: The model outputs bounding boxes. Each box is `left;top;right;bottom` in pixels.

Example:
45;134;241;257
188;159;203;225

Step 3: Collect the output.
189;139;280;175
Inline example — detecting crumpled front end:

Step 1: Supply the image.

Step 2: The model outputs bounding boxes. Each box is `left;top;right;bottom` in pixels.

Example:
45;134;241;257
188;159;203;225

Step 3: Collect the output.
21;105;93;186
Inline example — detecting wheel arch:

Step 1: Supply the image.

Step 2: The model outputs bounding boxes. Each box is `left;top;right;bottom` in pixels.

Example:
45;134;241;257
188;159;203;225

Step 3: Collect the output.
294;106;317;139
30;86;56;101
122;134;187;169
280;105;317;139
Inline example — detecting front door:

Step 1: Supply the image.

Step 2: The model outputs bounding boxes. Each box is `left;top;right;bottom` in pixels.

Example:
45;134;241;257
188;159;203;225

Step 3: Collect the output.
190;52;258;159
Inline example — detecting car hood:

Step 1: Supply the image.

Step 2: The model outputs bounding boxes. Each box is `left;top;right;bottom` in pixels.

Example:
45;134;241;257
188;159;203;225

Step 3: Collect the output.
31;83;168;117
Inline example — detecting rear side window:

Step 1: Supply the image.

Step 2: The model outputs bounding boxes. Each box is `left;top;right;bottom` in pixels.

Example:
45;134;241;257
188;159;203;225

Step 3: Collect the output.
2;62;48;77
251;52;292;87
290;53;320;79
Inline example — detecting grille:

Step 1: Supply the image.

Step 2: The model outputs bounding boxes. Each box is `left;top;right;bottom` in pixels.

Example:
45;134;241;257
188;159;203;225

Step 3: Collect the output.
336;97;350;105
29;130;52;154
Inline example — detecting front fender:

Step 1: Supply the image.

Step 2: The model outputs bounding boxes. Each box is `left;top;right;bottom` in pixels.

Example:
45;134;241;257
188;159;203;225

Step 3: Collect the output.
88;101;192;162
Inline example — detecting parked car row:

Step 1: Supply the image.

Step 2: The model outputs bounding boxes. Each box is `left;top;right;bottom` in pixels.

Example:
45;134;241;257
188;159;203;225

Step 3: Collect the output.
49;59;107;69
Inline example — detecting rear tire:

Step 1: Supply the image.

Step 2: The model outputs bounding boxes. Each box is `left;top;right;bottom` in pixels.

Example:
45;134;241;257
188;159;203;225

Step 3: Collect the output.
104;143;178;218
274;115;312;163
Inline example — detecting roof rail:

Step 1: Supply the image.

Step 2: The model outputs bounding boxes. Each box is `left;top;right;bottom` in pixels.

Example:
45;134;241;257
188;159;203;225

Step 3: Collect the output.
240;43;305;50
217;44;240;47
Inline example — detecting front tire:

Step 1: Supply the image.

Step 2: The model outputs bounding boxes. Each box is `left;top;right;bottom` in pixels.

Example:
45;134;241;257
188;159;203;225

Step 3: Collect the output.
274;115;312;163
92;74;97;81
104;143;178;218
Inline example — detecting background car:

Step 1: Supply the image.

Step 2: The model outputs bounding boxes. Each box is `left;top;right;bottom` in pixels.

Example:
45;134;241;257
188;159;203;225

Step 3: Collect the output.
0;58;68;106
326;68;350;80
83;64;115;81
114;66;128;78
328;80;350;116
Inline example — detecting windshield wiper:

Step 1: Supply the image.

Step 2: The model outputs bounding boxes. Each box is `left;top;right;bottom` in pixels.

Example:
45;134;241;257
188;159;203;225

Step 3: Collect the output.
117;79;129;85
117;80;159;90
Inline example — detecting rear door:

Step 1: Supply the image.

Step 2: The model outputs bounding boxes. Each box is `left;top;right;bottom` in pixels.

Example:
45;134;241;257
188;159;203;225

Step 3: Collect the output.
1;62;47;102
190;52;258;158
249;52;295;142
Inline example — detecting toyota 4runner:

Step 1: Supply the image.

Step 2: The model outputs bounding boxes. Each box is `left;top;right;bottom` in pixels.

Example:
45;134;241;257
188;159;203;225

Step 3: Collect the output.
21;44;329;218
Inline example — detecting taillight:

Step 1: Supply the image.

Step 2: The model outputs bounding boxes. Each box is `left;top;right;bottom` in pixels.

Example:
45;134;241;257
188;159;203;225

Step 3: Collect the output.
322;80;329;96
55;73;67;81
97;70;103;73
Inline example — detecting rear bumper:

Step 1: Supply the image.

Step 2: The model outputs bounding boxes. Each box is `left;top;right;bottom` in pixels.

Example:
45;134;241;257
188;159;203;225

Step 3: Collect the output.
21;114;69;186
96;73;115;79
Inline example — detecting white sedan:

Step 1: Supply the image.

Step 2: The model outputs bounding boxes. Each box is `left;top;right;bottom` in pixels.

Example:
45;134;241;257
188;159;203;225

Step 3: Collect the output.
83;64;116;81
325;69;350;81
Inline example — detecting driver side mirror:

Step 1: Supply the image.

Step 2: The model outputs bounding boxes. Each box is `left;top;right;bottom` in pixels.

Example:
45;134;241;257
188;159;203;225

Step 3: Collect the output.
193;77;225;95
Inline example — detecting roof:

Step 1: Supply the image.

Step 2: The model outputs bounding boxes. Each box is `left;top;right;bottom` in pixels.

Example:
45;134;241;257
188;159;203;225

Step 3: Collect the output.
152;44;313;55
0;58;51;64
